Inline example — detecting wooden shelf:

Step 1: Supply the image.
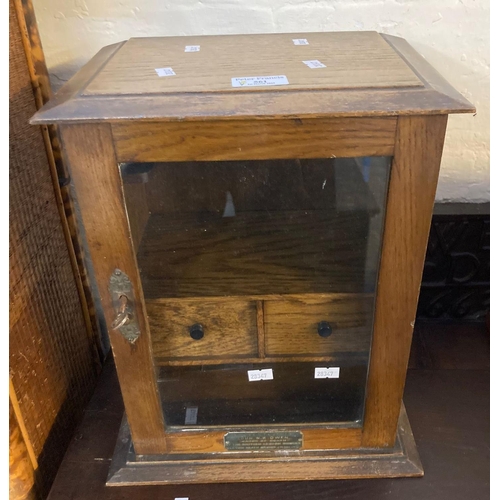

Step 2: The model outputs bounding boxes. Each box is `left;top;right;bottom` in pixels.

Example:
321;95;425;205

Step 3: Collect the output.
138;210;373;299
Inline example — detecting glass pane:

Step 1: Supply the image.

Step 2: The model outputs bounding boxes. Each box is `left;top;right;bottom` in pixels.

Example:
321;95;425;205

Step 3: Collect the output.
120;157;391;428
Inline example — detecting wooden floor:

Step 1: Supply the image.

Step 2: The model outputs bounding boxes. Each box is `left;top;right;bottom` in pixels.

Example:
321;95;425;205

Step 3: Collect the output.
47;322;489;500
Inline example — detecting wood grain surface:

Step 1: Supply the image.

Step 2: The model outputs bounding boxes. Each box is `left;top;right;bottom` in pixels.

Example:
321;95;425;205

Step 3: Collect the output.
30;32;474;124
30;40;125;122
148;293;372;361
85;32;422;96
148;298;259;359
112;117;397;162
105;406;420;481
32;88;476;125
361;115;448;448
381;34;475;112
59;124;166;454
264;294;373;356
161;427;362;455
154;354;367;366
138;211;371;299
256;300;266;358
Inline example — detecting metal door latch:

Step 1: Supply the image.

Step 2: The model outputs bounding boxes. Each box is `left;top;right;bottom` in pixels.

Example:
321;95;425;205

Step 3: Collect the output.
108;269;140;344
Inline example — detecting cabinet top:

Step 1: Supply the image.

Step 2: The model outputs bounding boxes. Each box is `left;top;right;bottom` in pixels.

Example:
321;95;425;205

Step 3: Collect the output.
31;31;474;124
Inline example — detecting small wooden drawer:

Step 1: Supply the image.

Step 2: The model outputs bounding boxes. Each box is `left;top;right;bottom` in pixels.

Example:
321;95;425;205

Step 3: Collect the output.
147;298;259;360
264;295;373;356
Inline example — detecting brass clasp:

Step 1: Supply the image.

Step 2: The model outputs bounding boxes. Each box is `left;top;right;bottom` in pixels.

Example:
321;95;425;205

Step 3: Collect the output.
108;269;140;343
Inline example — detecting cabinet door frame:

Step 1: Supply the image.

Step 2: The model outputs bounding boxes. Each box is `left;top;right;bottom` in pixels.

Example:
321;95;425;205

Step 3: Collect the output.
60;115;447;454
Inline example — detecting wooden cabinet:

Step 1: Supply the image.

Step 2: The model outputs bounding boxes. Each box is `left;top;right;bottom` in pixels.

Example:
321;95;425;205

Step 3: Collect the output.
31;31;474;484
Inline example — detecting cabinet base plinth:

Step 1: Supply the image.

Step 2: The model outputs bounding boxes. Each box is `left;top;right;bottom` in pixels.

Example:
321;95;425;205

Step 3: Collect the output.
107;404;422;485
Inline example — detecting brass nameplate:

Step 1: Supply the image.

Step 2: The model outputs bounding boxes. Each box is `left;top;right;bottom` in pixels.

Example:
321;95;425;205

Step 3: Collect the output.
224;431;303;451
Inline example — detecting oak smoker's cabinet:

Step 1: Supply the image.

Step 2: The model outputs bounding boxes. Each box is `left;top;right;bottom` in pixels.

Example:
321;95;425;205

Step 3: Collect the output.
32;32;474;484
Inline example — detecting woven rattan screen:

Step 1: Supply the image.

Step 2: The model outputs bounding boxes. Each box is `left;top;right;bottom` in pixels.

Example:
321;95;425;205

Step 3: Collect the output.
9;1;100;496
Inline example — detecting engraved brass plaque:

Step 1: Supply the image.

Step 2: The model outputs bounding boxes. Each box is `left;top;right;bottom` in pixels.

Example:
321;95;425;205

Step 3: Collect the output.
224;431;303;451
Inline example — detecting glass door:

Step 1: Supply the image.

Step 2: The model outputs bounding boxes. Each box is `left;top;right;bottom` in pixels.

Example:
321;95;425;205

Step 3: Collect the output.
120;157;391;433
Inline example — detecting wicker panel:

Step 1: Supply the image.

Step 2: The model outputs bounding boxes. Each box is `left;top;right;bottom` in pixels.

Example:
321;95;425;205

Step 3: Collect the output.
9;1;100;496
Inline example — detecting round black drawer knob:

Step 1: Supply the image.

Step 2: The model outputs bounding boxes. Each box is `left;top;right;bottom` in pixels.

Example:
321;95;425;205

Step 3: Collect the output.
317;321;333;338
189;323;204;340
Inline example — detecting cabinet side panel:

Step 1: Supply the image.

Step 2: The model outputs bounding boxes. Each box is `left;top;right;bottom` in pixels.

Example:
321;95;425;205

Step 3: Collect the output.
362;115;448;447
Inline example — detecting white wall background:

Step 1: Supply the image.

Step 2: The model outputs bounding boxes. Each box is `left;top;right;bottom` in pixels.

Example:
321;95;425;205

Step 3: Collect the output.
32;0;489;202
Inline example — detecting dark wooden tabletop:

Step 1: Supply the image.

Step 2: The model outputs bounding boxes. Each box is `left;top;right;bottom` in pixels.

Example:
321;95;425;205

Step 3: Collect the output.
48;322;489;500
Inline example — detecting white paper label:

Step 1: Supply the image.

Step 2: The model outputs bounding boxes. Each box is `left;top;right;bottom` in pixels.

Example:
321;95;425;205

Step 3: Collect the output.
185;45;200;52
314;367;340;379
231;75;289;88
155;67;176;77
303;60;326;69
248;368;274;381
184;407;198;425
174;498;189;500
293;38;309;45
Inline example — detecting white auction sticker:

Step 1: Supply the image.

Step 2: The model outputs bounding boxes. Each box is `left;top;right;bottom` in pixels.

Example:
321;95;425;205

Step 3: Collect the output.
185;45;200;52
231;75;289;88
293;38;309;45
303;60;326;69
184;406;198;425
248;368;274;381
155;67;176;77
314;367;340;379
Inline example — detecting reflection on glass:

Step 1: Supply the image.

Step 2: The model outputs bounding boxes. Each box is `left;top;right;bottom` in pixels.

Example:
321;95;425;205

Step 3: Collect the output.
121;157;391;429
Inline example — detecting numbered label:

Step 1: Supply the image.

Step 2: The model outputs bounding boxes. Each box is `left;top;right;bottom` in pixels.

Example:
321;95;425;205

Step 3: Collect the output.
155;67;176;77
231;75;289;88
303;60;326;69
314;367;340;379
248;368;274;381
184;406;198;425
